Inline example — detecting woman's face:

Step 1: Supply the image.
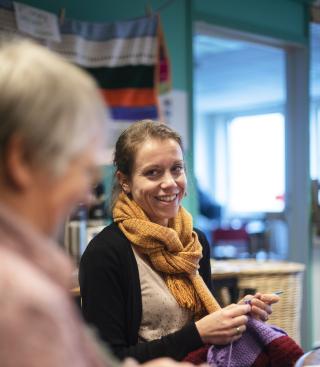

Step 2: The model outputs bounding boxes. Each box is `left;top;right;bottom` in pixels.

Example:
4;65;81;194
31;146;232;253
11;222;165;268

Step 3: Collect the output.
123;138;187;226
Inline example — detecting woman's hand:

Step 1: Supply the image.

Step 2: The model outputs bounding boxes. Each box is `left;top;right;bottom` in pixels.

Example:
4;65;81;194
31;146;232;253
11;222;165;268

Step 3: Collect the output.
195;303;251;345
238;292;280;322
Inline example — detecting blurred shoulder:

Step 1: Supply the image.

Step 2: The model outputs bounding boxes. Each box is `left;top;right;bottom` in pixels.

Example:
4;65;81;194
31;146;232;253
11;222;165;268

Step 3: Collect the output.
0;248;96;367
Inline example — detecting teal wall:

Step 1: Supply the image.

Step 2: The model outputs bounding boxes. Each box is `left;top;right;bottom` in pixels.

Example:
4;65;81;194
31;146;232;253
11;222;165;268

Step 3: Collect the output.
17;0;311;218
193;0;309;45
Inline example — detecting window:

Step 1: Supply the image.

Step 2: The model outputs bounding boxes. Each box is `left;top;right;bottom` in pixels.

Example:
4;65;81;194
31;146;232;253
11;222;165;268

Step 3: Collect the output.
228;113;285;213
310;104;320;180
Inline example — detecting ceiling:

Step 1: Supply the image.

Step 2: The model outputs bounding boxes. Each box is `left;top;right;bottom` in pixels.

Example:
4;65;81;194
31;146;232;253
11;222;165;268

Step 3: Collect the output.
193;23;320;114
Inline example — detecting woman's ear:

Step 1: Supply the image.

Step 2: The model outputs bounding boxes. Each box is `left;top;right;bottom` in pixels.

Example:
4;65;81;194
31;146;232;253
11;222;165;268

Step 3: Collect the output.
4;134;34;190
116;171;130;194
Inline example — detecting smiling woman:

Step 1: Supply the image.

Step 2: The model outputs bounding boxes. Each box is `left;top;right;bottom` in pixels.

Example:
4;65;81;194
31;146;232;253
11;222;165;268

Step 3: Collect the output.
79;120;279;364
116;137;186;226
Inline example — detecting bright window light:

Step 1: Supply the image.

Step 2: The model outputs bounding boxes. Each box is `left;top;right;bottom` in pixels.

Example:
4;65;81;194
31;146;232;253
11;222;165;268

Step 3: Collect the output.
228;113;285;213
310;106;320;180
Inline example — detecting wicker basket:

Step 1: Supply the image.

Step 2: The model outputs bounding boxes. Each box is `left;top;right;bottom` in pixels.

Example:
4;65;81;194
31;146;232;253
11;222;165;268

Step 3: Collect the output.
211;259;305;343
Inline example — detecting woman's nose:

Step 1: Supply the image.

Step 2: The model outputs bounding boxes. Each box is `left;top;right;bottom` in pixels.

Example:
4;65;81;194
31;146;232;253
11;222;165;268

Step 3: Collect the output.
160;173;177;188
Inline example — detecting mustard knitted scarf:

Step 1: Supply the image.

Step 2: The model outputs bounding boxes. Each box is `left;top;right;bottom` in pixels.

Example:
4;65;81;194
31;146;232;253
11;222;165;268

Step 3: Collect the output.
113;192;221;319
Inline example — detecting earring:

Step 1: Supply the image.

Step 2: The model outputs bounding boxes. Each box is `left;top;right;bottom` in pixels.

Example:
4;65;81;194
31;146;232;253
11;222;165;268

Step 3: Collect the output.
122;184;130;194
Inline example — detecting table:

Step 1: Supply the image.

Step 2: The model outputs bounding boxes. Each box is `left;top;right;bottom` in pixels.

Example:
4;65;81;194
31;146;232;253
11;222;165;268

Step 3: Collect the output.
211;259;305;343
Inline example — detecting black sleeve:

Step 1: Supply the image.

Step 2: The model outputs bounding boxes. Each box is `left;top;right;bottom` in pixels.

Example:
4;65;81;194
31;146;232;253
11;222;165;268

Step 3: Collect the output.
118;323;203;363
79;225;204;363
195;228;213;292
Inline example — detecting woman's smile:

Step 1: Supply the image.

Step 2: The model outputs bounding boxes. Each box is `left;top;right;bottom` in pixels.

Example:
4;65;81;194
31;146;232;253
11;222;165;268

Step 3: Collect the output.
155;194;179;202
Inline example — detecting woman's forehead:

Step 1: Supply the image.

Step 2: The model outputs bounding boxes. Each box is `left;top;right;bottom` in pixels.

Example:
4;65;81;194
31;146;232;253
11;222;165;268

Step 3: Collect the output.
133;138;183;167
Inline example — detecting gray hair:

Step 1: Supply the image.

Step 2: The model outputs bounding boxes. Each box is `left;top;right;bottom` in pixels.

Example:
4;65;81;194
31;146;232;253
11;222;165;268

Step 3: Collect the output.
0;39;107;176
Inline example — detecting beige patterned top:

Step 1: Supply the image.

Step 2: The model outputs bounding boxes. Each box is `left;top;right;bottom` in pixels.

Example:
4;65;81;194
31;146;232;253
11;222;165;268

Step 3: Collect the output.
132;245;193;342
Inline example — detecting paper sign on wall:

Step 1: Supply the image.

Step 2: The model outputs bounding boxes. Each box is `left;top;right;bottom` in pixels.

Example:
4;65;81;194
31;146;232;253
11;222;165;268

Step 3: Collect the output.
13;2;61;42
159;90;189;150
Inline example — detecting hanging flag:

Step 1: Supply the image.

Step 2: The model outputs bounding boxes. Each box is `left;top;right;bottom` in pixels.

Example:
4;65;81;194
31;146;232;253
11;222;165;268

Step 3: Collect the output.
0;0;172;158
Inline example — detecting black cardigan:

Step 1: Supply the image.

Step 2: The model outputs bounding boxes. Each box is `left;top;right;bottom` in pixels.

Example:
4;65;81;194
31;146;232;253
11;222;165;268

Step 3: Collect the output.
79;223;212;363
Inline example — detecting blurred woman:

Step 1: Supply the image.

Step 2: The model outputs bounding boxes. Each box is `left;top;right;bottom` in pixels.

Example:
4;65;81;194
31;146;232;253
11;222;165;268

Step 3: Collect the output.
79;120;279;363
0;39;111;367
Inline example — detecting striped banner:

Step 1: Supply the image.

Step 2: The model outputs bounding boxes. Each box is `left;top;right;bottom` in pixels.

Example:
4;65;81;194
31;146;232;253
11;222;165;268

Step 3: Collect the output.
0;0;171;145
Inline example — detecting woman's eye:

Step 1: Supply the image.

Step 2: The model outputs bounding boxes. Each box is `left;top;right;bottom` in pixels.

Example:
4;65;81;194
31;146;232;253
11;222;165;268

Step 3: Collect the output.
172;165;184;174
145;169;159;177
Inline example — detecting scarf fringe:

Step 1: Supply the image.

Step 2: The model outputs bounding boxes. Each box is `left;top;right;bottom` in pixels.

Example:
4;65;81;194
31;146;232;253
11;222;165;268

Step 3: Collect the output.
166;275;203;317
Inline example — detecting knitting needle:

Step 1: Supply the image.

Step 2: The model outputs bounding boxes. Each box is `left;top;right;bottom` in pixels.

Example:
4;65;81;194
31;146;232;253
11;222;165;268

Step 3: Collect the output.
273;290;284;295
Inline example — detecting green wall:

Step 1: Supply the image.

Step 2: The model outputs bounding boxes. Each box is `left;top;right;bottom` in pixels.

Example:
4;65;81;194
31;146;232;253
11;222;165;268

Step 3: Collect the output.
193;0;309;45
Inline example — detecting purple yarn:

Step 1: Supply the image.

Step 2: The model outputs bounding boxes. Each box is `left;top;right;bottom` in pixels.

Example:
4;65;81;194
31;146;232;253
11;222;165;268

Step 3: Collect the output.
207;318;287;367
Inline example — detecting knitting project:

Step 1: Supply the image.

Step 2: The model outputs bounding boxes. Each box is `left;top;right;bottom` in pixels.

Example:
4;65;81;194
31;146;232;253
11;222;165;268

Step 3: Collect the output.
207;317;303;367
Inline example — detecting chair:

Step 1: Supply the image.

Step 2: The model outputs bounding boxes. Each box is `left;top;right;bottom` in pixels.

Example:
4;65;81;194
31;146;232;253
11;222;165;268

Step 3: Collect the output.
211;226;251;259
